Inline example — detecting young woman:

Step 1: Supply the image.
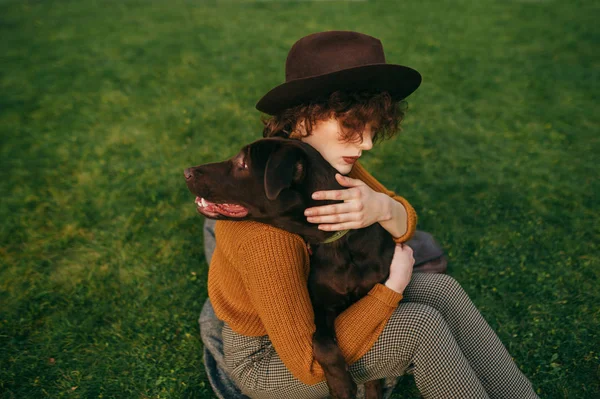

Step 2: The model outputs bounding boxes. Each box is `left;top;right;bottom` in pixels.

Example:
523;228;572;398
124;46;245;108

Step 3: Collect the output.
206;31;539;398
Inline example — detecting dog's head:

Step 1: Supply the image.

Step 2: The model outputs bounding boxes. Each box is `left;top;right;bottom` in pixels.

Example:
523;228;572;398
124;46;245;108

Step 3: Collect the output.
184;137;343;241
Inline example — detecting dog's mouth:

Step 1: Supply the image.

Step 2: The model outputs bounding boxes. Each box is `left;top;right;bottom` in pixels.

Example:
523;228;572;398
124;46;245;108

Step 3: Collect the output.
195;196;249;218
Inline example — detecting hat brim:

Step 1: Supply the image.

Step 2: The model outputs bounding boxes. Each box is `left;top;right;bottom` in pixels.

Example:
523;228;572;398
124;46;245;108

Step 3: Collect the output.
255;63;421;115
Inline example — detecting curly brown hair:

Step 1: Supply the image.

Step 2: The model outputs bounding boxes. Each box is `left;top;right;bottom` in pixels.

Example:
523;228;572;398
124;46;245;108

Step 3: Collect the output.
260;90;408;144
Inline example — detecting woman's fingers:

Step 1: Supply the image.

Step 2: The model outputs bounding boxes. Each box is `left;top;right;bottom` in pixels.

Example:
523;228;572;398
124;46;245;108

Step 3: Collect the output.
305;176;373;230
311;186;360;201
304;202;359;217
335;173;364;187
307;212;359;224
316;221;360;231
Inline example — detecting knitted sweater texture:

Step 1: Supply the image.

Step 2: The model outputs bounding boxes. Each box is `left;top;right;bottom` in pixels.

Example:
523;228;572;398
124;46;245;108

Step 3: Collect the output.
208;161;417;385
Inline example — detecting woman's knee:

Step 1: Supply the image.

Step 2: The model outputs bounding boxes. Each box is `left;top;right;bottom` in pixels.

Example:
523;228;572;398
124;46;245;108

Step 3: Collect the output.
384;303;448;350
414;303;448;335
436;274;466;298
357;303;448;378
410;273;469;312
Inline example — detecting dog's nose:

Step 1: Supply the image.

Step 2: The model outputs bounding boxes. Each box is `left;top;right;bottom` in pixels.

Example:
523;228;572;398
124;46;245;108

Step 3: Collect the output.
184;168;194;180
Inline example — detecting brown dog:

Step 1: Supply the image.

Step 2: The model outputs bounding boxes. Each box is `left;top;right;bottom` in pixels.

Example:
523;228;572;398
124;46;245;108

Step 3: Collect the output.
185;137;395;399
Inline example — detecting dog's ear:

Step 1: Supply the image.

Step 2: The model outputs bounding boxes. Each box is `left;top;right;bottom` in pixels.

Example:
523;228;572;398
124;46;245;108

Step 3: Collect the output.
264;145;306;200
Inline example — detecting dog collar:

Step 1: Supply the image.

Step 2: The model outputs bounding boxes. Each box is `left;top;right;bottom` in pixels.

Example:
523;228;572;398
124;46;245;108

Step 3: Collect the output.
306;229;351;256
321;229;350;244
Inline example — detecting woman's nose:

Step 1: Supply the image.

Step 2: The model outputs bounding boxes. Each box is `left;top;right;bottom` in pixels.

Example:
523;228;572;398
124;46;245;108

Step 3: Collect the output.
360;133;373;150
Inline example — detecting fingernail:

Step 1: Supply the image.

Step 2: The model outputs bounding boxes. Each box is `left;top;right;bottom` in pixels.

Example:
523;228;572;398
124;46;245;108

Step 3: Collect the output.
312;193;318;199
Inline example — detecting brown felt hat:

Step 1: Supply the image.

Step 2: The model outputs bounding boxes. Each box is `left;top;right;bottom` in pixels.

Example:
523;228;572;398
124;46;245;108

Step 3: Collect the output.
255;30;422;115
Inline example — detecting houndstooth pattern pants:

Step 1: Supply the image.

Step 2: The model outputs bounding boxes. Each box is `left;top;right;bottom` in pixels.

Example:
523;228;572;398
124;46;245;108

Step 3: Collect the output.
222;273;539;399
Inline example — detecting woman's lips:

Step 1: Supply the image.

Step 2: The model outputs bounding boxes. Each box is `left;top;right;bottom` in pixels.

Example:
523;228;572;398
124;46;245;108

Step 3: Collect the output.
343;156;359;164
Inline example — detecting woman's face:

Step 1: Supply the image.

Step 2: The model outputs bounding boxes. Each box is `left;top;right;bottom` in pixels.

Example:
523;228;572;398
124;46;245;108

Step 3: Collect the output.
299;117;374;175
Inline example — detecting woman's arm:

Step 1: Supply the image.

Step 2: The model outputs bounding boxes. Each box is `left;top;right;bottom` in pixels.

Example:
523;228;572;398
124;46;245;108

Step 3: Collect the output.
349;162;418;243
236;228;402;385
304;161;417;243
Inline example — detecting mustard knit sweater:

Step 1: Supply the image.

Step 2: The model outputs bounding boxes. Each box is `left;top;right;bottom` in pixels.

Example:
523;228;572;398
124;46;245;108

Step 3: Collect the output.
208;161;417;385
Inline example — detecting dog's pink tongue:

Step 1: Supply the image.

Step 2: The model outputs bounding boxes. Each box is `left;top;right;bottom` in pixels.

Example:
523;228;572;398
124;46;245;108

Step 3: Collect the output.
216;203;249;217
195;196;248;217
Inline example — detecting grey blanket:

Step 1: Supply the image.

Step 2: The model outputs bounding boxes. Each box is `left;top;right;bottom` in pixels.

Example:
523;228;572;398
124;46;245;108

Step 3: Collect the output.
199;219;444;398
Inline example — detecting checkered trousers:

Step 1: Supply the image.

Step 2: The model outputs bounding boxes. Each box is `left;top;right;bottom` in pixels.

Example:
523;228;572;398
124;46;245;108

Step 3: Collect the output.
222;273;539;399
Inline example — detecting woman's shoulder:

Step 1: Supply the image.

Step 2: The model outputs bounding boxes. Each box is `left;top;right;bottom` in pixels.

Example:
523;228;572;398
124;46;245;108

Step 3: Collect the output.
215;220;310;273
215;220;306;249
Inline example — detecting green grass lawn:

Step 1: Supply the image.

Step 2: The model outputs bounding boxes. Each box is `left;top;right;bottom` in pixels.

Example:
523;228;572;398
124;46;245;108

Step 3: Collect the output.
1;0;598;397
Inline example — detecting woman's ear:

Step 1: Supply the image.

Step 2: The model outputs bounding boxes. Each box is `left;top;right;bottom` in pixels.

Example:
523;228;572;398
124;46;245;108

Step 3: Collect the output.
264;145;306;200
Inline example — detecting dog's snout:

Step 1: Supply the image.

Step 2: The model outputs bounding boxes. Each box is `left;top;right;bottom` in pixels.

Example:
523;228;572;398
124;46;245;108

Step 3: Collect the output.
184;168;194;181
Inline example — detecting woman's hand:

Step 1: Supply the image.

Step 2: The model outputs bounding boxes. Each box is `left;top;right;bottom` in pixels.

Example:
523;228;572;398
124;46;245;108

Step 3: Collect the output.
304;173;391;231
384;244;414;294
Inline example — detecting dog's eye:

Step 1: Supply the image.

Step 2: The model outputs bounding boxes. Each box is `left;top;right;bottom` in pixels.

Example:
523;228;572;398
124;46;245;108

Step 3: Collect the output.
233;149;249;173
236;157;248;171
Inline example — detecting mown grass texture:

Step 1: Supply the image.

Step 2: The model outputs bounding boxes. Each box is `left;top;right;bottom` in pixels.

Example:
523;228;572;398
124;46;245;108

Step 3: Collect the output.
1;0;598;398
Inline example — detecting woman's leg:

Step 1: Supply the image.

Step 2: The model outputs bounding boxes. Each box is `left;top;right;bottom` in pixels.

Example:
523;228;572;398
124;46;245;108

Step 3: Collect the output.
223;302;490;399
356;302;489;399
402;273;539;399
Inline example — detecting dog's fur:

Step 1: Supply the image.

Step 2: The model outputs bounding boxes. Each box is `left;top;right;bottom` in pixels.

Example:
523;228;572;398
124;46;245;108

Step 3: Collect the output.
185;137;396;399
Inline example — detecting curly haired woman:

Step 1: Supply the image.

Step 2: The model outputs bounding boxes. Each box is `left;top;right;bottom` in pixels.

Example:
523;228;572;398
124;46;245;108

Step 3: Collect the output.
205;31;539;399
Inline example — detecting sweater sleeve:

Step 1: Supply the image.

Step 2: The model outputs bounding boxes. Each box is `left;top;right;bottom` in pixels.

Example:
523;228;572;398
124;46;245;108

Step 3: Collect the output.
349;162;418;243
236;229;403;385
